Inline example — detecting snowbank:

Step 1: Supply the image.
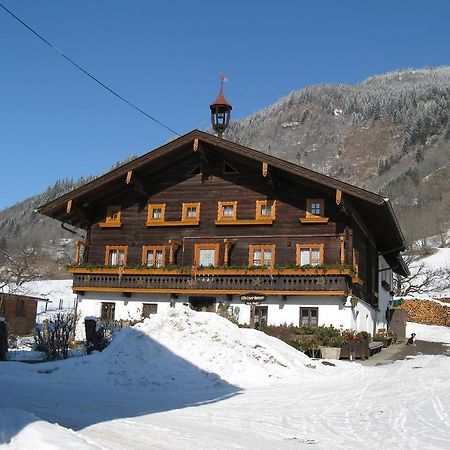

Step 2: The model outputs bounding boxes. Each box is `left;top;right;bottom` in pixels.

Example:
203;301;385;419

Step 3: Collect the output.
96;307;316;389
406;322;450;343
0;408;100;449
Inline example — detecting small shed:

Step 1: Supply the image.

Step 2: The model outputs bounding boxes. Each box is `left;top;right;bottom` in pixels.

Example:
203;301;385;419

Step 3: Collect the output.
0;293;42;335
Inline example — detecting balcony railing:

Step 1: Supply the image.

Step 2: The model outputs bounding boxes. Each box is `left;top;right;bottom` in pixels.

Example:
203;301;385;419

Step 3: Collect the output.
68;266;355;295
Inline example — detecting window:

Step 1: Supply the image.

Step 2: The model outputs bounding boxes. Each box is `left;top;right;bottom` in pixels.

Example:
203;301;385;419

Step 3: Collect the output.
256;200;276;221
99;205;122;228
147;204;166;223
300;199;329;223
16;299;25;318
181;202;201;223
105;245;128;266
142;303;158;318
307;199;323;217
249;245;275;267
194;243;220;267
296;244;324;266
299;307;318;327
142;246;165;267
101;302;115;321
217;201;237;221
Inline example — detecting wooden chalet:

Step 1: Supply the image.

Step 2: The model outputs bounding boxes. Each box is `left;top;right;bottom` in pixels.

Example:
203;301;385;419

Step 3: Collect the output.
38;128;407;333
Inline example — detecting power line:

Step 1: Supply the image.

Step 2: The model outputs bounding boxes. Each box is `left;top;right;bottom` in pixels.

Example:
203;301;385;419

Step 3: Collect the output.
0;2;181;136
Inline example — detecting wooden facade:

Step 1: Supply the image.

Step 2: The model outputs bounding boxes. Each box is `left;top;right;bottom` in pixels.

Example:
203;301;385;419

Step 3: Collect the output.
0;293;39;335
38;130;407;308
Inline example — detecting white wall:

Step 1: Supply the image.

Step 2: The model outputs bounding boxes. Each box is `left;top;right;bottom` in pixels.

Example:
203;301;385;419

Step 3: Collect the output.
377;255;394;333
76;291;377;333
76;292;190;322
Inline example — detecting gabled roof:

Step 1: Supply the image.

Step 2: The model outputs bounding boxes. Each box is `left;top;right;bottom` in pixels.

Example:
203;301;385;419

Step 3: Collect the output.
38;129;407;274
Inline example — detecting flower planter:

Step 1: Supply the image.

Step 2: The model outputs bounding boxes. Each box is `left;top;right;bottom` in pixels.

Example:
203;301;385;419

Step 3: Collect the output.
340;337;370;360
319;346;341;359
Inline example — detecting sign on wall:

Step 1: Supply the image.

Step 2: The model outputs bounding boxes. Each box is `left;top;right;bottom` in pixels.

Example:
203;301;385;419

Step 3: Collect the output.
240;293;266;303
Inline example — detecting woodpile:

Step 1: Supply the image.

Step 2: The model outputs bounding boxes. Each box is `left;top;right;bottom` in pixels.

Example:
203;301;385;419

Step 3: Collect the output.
399;299;450;326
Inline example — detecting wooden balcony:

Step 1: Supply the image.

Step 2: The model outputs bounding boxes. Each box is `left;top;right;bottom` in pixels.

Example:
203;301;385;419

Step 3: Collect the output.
68;266;354;296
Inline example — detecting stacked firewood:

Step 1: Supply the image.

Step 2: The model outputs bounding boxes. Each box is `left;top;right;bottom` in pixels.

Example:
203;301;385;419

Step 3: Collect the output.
398;299;450;326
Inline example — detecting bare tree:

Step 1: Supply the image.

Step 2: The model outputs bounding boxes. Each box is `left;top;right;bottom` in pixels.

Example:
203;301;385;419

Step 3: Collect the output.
395;254;450;297
0;247;43;293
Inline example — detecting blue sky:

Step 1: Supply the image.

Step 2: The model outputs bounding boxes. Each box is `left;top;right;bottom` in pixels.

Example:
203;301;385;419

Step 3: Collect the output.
1;0;449;210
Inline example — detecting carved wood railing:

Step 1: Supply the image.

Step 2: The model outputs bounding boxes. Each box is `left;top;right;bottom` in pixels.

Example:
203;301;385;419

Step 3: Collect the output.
69;267;353;295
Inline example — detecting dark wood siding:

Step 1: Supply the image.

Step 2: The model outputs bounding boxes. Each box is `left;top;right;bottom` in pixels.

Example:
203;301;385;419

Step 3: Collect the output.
87;156;348;269
0;294;38;335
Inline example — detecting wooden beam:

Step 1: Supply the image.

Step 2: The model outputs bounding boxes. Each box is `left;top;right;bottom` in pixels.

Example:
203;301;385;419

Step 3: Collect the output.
197;143;212;181
193;138;199;151
66;199;73;214
265;167;281;190
262;162;268;177
167;240;182;265
127;172;151;198
223;239;236;266
336;189;343;205
72;287;348;296
126;170;133;184
72;203;92;225
339;235;346;265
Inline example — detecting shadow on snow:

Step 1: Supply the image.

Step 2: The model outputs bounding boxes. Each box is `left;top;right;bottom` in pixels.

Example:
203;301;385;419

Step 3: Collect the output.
0;327;242;441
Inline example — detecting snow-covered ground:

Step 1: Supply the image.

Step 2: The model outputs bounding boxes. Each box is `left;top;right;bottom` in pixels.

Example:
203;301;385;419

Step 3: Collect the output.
1;307;449;449
406;321;450;343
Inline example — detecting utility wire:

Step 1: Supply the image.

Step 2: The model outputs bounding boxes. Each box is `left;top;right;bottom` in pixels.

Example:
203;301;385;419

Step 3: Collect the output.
0;2;181;136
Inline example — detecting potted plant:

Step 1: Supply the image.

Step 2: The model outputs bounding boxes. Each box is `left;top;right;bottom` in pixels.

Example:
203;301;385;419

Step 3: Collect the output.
374;331;392;348
316;326;344;359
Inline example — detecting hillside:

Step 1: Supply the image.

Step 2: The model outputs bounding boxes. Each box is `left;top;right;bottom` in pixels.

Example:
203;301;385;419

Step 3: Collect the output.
226;67;450;244
1;67;450;266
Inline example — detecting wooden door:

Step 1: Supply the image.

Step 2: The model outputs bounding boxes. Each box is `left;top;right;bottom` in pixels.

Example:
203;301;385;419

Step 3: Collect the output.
100;302;115;321
251;305;268;328
390;308;407;340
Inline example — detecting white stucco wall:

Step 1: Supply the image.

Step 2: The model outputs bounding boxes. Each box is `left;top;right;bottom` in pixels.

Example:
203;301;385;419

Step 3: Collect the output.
377;255;394;333
77;291;380;333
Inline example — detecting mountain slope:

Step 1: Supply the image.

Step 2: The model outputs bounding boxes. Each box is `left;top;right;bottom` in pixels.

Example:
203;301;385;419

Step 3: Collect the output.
226;67;450;242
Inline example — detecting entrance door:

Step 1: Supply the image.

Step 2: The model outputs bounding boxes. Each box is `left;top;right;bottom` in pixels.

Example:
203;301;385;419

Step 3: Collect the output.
389;308;407;340
189;296;216;312
100;302;115;321
251;305;268;329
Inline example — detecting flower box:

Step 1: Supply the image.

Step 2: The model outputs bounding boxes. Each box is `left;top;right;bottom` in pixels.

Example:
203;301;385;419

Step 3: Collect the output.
319;346;341;360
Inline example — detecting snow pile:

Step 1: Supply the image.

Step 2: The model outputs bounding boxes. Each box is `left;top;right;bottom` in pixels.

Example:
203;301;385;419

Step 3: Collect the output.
407;322;450;343
97;307;315;389
0;408;100;449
